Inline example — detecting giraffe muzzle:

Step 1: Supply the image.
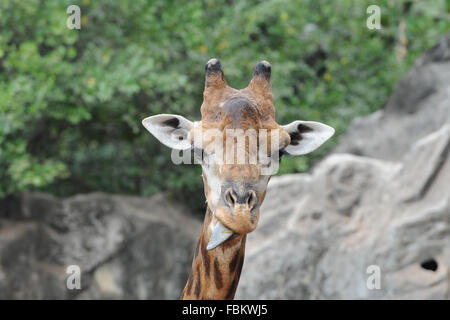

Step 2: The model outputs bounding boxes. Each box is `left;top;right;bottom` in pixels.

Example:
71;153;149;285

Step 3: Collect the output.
224;188;257;211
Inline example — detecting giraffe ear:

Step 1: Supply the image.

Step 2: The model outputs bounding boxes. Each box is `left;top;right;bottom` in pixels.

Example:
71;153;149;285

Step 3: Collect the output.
282;120;334;156
142;114;194;150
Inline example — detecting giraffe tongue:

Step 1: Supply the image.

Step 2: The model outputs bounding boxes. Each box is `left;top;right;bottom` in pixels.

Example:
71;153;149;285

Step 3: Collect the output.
206;221;234;250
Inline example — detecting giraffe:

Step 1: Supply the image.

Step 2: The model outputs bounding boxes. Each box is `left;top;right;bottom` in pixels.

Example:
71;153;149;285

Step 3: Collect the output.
142;59;334;299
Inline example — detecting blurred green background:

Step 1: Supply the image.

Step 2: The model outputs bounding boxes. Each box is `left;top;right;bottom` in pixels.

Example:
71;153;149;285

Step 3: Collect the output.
1;0;449;213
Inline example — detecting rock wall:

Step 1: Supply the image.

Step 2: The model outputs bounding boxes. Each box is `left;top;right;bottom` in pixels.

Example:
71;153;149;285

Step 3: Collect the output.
237;33;450;299
237;125;450;299
335;33;450;161
0;193;200;299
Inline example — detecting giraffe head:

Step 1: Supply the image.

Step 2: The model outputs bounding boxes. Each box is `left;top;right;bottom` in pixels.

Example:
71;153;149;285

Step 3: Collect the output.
142;59;334;249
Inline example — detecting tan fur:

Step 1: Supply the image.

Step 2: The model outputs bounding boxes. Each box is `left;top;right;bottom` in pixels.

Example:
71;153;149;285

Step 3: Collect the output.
182;60;284;300
181;208;245;300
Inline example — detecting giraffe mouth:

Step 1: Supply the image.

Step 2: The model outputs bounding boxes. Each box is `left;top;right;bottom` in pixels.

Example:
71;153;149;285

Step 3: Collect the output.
206;221;235;250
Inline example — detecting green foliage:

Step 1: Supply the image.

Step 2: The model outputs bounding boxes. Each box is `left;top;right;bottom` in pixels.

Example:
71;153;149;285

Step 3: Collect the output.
1;0;449;213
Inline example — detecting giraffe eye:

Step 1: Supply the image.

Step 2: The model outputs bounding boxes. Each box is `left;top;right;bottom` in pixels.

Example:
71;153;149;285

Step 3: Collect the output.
260;149;284;168
278;148;288;160
268;148;285;161
192;146;203;158
192;146;212;165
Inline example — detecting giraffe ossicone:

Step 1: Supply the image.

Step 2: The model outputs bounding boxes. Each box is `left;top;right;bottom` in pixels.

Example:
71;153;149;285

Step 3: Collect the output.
142;59;334;299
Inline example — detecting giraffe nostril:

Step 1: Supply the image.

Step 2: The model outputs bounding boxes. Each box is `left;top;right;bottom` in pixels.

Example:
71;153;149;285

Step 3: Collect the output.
225;188;257;211
225;188;237;207
247;190;257;210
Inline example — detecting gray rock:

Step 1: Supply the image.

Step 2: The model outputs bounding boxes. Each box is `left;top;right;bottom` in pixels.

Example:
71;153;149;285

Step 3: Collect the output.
236;33;450;299
238;125;450;299
335;33;450;161
0;193;200;299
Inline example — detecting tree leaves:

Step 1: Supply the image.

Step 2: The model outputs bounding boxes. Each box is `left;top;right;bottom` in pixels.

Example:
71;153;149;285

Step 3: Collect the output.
0;0;448;213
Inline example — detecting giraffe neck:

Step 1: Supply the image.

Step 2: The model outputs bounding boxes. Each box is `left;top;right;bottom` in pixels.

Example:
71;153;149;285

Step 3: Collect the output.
181;206;246;300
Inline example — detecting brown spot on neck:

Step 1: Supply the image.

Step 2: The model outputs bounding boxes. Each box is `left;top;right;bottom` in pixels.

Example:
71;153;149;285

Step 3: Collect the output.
213;258;224;289
225;277;239;299
180;206;247;300
201;236;210;277
229;251;240;273
183;274;193;298
194;265;201;297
